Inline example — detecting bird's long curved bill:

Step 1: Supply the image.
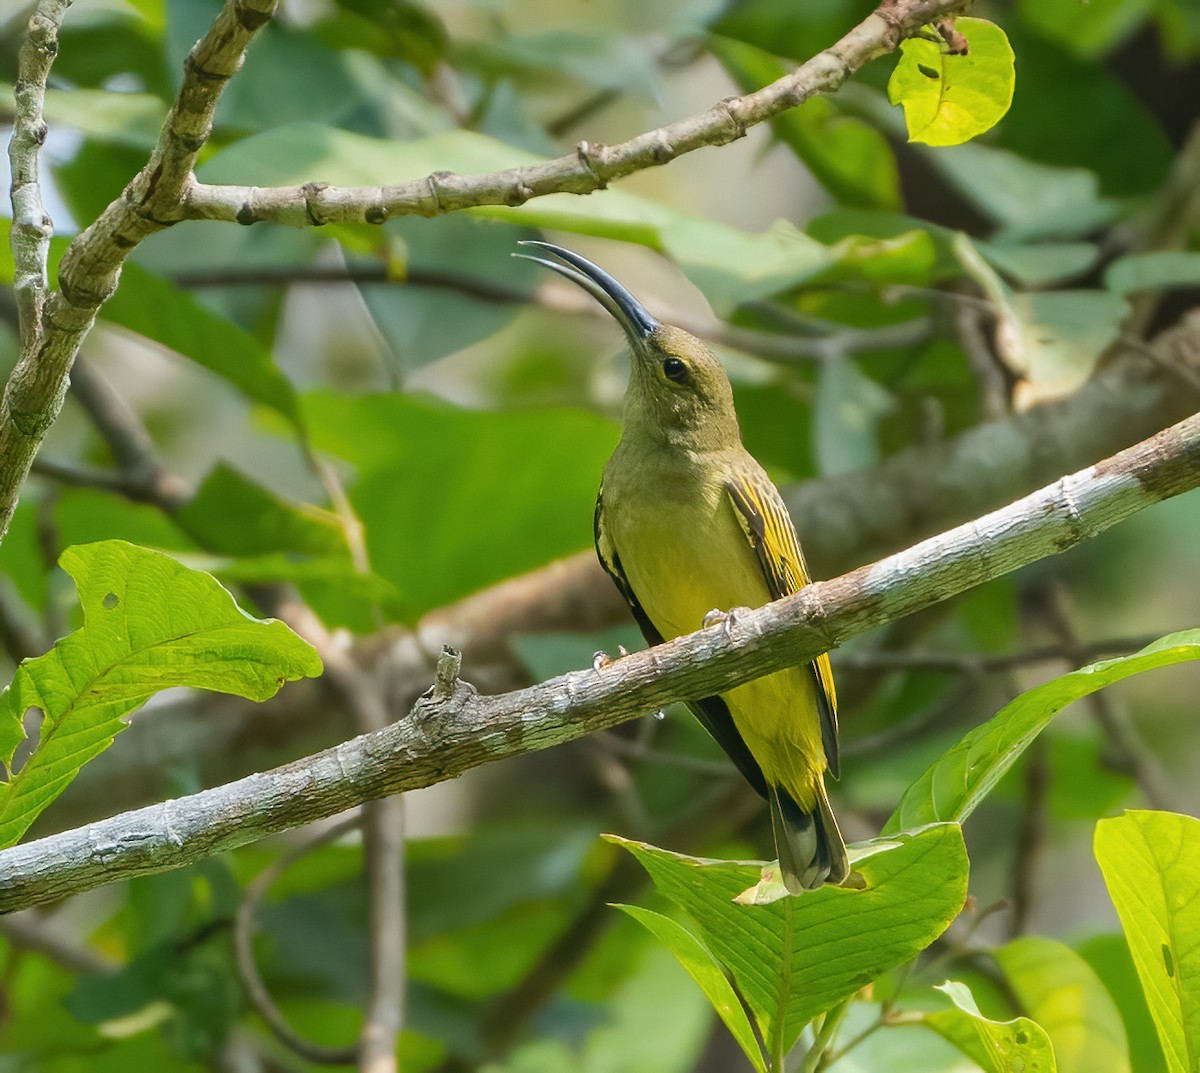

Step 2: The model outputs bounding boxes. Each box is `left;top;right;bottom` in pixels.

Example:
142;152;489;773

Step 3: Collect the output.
514;240;658;342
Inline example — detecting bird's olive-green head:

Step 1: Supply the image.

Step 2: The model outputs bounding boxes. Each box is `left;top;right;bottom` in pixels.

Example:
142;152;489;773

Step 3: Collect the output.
516;241;742;453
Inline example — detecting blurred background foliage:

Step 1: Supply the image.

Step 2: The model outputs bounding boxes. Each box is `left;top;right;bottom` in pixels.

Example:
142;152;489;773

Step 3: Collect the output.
0;0;1199;1069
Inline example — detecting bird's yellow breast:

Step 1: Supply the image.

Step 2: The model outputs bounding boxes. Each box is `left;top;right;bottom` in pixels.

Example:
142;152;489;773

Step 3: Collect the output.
610;477;770;640
604;464;826;801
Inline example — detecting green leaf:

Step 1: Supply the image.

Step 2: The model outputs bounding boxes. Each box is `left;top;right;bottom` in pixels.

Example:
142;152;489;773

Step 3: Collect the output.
1105;252;1200;295
101;261;302;426
996;937;1129;1073
710;36;901;210
885;631;1200;834
616;906;767;1073
174;463;348;558
0;220;300;427
1006;291;1129;398
814;357;897;477
0;541;322;847
1077;934;1168;1073
977;241;1099;287
888;18;1016;147
301;392;619;620
609;824;968;1057
925;980;1056;1073
0;83;166;150
1095;811;1200;1073
1015;0;1154;58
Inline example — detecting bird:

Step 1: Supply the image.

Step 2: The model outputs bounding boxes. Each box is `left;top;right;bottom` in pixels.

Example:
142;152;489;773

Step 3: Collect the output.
515;240;848;893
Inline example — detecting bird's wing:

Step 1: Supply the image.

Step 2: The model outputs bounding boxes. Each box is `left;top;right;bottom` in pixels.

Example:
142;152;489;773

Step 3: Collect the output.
594;486;768;797
725;469;840;779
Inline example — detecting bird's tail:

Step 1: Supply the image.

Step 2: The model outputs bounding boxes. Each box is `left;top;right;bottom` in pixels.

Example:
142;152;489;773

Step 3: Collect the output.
769;779;849;894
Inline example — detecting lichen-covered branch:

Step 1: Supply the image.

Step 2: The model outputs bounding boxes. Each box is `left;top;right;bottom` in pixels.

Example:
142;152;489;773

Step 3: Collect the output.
0;0;279;542
182;0;967;227
6;0;70;349
2;409;1197;912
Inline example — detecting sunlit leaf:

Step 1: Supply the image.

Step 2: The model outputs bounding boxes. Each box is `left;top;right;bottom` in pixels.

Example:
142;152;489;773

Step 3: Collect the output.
1095;811;1200;1073
609;824;968;1056
997;937;1129;1073
925;979;1056;1073
888;18;1015;147
616;906;767;1073
0;541;322;847
886;631;1200;834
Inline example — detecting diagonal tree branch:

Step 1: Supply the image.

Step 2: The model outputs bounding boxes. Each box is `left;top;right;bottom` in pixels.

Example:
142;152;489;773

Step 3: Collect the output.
1;409;1197;912
0;0;278;542
6;0;69;350
182;0;966;228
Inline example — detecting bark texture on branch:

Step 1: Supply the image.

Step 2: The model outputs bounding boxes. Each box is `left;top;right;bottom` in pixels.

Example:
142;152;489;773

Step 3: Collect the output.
2;409;1197;912
182;0;966;227
36;318;1200;835
0;0;279;542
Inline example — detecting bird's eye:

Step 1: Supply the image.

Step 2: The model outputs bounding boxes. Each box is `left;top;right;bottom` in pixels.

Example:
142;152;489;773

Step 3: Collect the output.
662;357;688;383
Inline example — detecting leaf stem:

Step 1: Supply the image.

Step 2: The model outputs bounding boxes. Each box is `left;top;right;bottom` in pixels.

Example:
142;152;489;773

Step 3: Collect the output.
801;997;853;1073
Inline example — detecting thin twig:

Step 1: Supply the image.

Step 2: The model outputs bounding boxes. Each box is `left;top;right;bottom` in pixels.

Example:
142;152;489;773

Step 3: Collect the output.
1008;737;1048;939
0;909;114;974
182;0;968;228
0;0;278;542
274;599;406;1073
171;261;933;367
834;632;1167;676
233;814;362;1065
1;410;1198;912
804;996;853;1073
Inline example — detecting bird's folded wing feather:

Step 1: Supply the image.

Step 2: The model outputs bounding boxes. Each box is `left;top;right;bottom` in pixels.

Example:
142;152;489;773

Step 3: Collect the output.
725;470;840;779
593;487;769;797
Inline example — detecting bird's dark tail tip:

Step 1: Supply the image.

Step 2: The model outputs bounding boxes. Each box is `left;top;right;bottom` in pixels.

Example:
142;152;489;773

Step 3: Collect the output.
769;780;849;894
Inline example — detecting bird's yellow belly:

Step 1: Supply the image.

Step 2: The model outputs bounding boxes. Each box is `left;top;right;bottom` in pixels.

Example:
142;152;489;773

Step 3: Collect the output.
611;491;825;801
613;493;765;639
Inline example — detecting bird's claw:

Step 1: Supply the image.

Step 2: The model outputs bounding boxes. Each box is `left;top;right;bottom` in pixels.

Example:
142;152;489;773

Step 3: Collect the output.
592;644;629;671
703;606;752;636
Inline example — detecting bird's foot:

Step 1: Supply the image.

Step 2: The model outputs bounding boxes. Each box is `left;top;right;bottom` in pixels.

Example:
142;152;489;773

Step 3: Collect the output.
703;606;752;637
592;645;629;671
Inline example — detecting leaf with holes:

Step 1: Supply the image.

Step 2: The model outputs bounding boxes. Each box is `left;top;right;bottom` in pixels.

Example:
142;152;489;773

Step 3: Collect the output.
608;824;967;1059
925;980;1056;1073
0;541;322;847
888;18;1015;147
1095;811;1200;1073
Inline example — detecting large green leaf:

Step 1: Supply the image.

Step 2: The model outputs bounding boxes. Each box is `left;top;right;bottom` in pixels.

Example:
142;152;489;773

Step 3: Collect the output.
925;980;1056;1073
610;824;968;1058
1095;811;1200;1073
996;937;1129;1073
301;392;619;620
100;261;301;426
0;541;322;847
174;463;348;558
616;906;767;1073
885;631;1200;834
0;220;300;426
887;18;1015;147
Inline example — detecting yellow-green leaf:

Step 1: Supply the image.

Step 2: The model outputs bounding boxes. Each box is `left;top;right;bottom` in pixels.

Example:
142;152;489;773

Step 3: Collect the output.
0;541;322;847
1095;811;1200;1073
925;980;1056;1073
888;18;1016;147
